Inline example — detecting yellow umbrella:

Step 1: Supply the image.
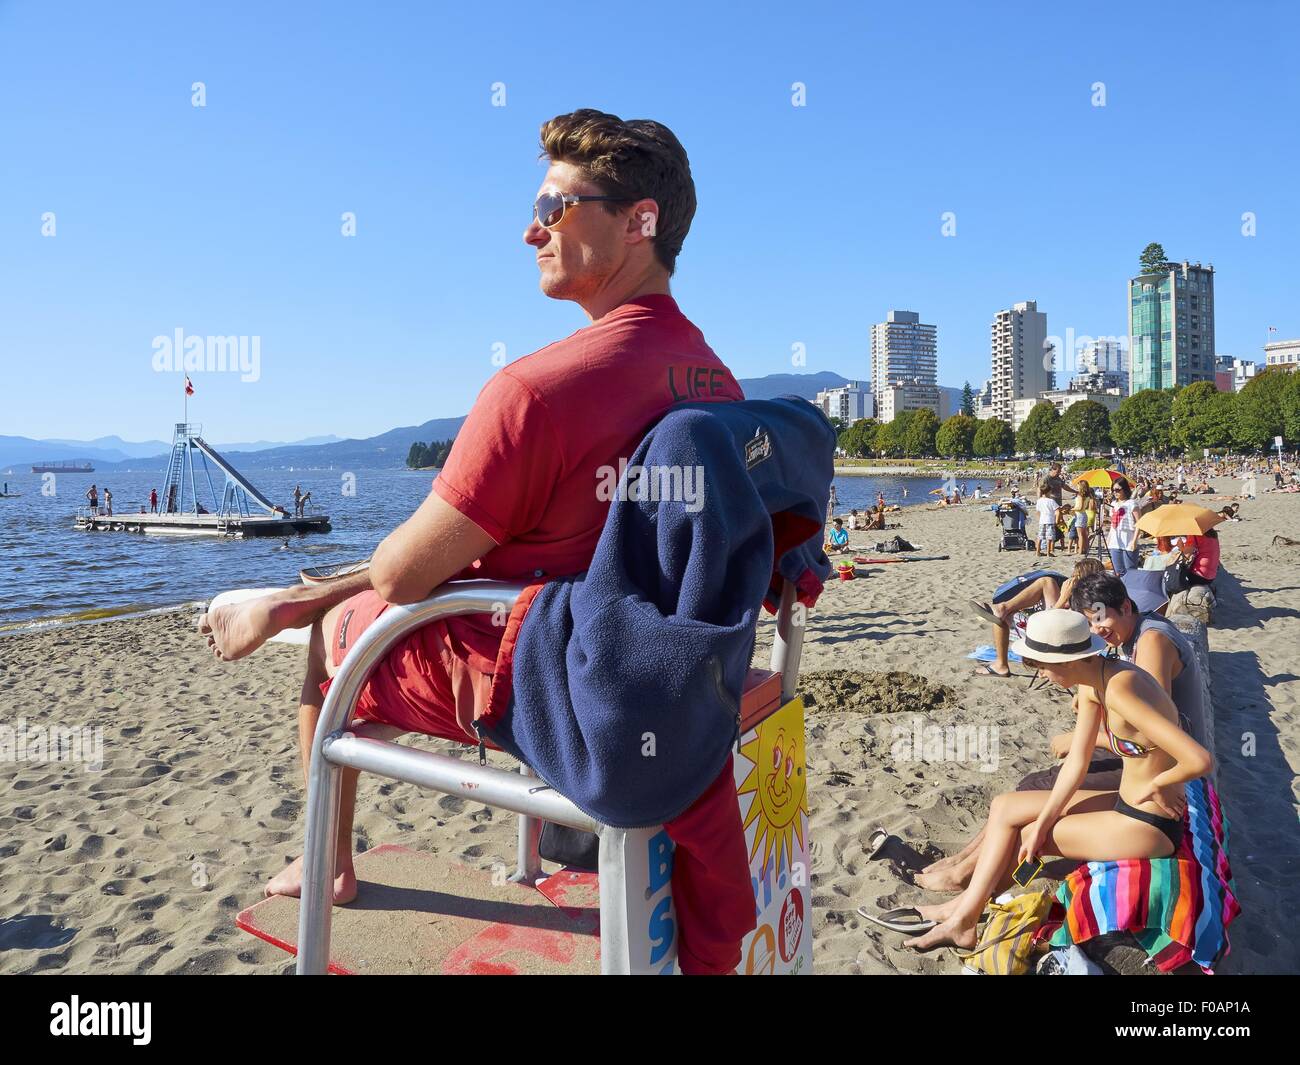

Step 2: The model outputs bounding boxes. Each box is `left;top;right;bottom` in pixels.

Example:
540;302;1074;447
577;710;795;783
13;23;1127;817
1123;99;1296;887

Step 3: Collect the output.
929;487;945;496
1136;503;1226;539
1072;468;1130;489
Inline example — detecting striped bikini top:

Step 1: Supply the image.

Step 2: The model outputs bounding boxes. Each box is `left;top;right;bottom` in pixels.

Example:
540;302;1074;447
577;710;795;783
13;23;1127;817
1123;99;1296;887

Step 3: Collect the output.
1097;658;1157;759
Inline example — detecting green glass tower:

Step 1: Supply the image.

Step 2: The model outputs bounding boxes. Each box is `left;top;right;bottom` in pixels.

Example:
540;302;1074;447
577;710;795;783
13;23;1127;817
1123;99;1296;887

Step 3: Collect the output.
1128;261;1215;393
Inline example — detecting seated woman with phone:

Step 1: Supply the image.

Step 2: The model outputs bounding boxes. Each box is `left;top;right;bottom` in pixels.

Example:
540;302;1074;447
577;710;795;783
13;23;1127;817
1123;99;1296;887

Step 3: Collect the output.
875;609;1213;953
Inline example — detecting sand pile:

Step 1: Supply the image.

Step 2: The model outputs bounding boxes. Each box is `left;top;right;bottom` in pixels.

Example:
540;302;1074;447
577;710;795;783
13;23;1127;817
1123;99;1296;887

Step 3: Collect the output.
799;669;959;716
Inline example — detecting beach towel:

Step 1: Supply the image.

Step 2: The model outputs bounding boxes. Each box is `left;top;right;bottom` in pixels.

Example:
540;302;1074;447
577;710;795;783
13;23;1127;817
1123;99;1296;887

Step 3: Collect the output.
1049;777;1240;973
480;397;835;828
968;644;1025;664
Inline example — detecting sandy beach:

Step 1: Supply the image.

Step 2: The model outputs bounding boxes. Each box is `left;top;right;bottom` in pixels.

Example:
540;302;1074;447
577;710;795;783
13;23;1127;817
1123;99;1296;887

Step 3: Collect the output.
2;480;1297;974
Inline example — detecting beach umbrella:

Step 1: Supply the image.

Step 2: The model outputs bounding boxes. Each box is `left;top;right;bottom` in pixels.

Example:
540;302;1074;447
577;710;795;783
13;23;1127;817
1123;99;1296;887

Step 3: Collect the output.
1072;468;1130;489
928;487;945;496
1136;503;1226;539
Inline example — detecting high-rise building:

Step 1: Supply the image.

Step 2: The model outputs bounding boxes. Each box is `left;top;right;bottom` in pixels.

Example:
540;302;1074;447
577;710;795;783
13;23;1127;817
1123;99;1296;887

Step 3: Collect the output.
1128;260;1215;392
815;381;873;423
1078;338;1128;382
989;300;1051;425
870;310;938;422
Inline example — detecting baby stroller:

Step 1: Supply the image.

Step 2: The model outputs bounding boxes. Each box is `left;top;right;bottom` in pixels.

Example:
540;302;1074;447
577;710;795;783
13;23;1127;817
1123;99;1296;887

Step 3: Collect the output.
996;500;1030;551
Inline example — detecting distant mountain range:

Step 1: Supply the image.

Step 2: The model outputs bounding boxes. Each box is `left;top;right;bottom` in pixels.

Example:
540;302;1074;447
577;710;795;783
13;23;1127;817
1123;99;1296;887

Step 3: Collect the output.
0;433;345;470
1;372;851;474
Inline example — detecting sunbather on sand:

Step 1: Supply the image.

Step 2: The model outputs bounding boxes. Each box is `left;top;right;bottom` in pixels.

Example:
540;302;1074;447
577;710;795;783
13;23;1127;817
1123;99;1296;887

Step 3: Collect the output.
196;110;757;975
966;558;1103;679
919;570;1207;893
897;609;1212;952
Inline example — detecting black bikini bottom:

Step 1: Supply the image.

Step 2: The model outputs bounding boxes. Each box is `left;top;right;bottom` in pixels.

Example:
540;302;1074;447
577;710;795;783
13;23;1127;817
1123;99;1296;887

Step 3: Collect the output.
1114;796;1184;851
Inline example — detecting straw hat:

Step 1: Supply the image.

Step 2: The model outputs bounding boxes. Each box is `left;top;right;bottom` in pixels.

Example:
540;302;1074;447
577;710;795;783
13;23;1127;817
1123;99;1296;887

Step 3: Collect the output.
1009;609;1107;663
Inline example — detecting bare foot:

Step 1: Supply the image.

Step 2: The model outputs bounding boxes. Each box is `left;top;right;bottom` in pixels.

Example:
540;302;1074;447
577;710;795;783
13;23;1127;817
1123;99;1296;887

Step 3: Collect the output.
914;898;960;923
915;868;968;893
199;595;279;661
199;588;320;661
266;855;358;905
906;917;979;953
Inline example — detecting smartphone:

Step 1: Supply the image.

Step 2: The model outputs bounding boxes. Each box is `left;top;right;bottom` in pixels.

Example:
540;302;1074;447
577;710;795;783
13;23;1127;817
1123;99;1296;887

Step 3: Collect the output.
1011;855;1044;887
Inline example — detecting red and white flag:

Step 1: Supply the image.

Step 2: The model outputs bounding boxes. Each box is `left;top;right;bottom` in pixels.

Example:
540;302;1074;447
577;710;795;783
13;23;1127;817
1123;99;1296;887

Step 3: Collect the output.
184;375;195;396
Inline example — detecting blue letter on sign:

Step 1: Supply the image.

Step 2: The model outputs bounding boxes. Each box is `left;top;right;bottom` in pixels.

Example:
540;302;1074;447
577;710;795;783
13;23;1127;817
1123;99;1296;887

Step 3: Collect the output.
648;896;674;966
648;830;673;894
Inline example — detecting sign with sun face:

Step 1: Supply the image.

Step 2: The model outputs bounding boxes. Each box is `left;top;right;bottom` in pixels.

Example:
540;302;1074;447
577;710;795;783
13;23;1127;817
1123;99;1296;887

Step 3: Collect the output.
735;696;812;975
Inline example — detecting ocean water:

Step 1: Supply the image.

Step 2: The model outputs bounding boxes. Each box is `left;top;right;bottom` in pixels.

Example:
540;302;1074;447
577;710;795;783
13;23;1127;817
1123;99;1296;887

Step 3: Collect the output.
0;464;995;629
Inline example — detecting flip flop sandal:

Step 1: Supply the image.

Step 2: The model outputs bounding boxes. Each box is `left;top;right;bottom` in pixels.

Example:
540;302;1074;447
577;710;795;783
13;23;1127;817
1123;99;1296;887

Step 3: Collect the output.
971;664;1014;679
856;906;937;935
967;600;1004;626
867;828;891;859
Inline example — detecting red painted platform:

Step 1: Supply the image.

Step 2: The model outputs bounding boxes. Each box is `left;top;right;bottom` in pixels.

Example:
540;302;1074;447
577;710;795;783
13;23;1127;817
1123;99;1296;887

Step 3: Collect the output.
236;845;600;975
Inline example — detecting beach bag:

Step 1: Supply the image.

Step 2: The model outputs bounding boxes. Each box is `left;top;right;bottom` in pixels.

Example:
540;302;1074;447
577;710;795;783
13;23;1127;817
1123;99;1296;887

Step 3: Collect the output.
538;823;599;873
957;890;1054;975
1162;558;1193;597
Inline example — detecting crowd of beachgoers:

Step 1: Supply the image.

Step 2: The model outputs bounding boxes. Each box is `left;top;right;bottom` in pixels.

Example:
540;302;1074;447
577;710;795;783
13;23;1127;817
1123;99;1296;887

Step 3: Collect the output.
812;453;1295;971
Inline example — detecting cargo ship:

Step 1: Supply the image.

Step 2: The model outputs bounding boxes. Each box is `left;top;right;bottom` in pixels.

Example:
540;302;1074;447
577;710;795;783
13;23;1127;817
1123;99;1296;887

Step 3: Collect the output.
32;460;94;473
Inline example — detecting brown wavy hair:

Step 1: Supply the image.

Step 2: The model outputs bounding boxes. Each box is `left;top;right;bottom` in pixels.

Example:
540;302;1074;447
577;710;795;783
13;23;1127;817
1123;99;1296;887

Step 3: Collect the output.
539;109;695;276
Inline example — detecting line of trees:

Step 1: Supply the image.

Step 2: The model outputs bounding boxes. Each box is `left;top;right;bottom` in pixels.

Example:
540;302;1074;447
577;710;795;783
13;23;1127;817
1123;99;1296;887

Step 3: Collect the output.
406;438;455;469
834;368;1300;460
1111;372;1300;454
838;409;1016;459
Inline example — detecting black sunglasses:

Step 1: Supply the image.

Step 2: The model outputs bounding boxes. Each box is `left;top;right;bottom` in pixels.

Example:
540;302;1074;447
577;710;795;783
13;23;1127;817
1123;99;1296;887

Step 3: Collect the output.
532;191;637;229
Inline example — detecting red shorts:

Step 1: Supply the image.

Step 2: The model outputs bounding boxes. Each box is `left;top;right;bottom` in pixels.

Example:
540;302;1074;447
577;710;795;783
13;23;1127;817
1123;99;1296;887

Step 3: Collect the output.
321;590;495;746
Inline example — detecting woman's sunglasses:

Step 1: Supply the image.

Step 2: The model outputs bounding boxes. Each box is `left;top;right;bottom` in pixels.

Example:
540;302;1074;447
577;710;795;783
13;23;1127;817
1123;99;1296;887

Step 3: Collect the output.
532;191;637;230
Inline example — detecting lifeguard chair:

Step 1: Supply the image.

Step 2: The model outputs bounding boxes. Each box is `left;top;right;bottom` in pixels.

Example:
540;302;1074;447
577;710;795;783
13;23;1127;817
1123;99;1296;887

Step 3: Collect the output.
236;577;814;975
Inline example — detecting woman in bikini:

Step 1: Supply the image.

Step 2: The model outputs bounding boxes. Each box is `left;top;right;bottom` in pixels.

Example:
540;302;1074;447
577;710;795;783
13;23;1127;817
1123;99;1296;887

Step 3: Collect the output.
866;608;1213;951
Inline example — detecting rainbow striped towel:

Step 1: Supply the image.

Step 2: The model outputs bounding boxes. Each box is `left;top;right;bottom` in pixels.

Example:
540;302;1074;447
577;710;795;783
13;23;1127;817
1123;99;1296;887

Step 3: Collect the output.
1049;777;1241;973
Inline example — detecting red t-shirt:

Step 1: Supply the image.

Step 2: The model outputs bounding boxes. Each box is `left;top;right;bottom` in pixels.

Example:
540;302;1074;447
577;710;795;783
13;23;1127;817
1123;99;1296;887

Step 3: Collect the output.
432;293;744;673
1186;534;1220;580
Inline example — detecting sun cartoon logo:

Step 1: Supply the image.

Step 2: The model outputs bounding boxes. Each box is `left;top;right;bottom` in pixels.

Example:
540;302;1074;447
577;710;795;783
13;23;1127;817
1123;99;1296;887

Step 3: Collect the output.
737;698;808;874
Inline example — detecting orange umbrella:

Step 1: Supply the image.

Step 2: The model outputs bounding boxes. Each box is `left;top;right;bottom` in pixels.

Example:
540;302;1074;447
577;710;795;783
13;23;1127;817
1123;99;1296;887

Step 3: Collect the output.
1136;503;1226;539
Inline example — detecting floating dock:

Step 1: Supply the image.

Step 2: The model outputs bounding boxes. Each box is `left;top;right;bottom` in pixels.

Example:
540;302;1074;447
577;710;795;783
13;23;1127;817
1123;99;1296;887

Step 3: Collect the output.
75;423;330;538
76;511;329;537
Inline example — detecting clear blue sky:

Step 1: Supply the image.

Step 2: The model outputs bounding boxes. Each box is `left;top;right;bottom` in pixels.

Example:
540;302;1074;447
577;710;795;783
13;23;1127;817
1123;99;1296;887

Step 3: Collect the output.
3;0;1297;442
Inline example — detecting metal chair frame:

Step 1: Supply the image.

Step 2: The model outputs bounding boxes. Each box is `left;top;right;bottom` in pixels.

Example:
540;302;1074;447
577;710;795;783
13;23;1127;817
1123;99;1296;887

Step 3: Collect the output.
295;578;806;974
